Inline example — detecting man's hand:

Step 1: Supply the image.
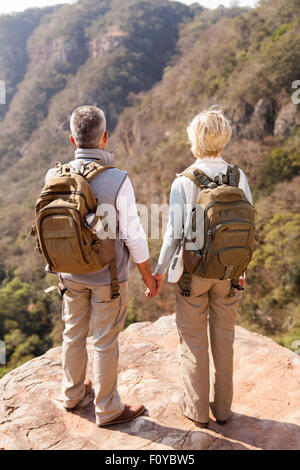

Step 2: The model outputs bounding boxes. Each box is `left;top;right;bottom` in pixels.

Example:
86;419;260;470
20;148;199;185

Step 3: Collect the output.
136;260;157;298
143;274;157;298
153;273;165;295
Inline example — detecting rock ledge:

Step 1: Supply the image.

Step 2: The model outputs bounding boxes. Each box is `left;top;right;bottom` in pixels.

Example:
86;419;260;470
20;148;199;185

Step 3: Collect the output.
0;315;299;450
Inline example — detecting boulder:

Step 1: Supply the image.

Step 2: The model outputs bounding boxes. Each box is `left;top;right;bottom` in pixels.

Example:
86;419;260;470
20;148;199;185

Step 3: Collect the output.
0;315;299;450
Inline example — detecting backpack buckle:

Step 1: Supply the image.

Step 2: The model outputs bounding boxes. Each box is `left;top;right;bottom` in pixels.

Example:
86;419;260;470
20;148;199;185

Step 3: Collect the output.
30;225;37;237
181;289;191;297
55;161;62;173
111;292;120;300
111;278;120;300
232;282;244;291
180;272;192;297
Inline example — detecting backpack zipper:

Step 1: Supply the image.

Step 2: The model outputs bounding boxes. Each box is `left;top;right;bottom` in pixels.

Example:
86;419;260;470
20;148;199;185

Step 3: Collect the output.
204;199;253;220
202;220;253;261
40;191;94;214
211;219;255;236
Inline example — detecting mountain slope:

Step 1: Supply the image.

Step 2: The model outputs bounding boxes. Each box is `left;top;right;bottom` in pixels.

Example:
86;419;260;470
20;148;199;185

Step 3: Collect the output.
111;0;300;343
0;0;192;376
0;6;55;120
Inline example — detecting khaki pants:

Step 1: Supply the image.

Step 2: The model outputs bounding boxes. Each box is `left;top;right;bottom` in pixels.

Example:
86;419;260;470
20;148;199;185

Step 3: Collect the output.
61;279;128;425
176;275;240;423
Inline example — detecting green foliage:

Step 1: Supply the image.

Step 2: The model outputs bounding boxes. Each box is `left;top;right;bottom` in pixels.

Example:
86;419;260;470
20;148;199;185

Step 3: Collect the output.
0;274;54;374
256;147;300;194
270;23;293;42
241;212;300;337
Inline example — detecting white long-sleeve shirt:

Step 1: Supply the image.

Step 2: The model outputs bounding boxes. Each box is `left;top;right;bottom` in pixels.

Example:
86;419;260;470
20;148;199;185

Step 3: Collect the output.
155;157;253;282
116;175;149;264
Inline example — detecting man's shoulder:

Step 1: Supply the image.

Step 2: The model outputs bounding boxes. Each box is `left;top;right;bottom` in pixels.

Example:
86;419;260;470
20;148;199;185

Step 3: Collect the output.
95;166;128;183
108;167;128;177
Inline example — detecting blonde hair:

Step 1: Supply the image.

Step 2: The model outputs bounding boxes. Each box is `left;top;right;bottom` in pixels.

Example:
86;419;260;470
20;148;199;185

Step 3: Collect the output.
187;106;232;159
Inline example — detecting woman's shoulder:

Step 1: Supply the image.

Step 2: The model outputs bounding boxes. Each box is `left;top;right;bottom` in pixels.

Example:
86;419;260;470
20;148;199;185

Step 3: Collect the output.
173;172;195;188
169;173;195;204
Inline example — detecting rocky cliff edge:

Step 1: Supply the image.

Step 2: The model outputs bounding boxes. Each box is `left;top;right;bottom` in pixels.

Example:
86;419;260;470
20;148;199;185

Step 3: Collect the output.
0;315;299;450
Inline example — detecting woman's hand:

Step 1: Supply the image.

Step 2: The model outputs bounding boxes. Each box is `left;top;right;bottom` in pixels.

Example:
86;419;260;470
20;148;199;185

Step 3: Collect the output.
152;273;165;296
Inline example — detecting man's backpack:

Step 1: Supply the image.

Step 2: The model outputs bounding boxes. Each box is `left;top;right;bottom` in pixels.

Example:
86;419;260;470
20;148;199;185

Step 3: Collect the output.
31;161;120;299
179;164;255;297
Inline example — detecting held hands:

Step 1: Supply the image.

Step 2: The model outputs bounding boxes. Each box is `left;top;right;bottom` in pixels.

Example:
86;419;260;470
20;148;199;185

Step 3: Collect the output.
143;273;158;299
135;260;164;299
144;272;165;299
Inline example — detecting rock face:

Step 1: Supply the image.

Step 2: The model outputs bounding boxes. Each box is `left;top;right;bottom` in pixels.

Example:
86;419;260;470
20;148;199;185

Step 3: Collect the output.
274;103;297;137
251;98;275;135
88;34;126;60
0;315;299;450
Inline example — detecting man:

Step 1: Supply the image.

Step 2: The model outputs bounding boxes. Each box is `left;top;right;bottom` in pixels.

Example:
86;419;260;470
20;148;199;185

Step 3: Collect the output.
46;105;157;427
153;107;253;427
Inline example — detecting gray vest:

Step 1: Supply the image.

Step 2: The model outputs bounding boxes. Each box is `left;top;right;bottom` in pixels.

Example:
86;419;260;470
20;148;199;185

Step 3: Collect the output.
61;155;130;286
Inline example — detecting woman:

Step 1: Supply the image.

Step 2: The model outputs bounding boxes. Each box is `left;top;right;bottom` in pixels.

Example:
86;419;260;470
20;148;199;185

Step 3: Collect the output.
153;107;252;427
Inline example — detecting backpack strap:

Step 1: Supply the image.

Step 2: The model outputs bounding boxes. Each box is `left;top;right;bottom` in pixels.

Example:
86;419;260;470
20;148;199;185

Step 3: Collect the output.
222;165;240;187
108;250;121;299
54;161;115;180
181;164;241;189
181;167;217;189
179;271;192;297
82;161;115;180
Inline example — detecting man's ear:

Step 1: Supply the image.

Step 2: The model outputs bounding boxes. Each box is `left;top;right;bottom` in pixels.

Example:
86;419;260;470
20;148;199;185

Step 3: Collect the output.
100;131;108;149
70;135;77;148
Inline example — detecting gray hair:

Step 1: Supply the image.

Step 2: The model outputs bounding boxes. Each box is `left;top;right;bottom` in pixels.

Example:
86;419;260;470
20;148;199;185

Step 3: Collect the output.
70;105;106;148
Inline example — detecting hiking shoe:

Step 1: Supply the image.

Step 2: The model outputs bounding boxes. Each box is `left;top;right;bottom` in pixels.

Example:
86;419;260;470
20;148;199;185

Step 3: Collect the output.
216;419;228;425
98;404;145;427
179;395;209;429
65;379;93;412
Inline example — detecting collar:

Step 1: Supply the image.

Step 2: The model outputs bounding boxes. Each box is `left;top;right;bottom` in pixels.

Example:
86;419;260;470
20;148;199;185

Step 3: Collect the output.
193;156;228;178
75;148;114;166
195;156;226;163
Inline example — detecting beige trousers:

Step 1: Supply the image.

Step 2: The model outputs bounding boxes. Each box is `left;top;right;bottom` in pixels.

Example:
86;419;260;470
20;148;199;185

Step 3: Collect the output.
176;275;240;423
61;279;128;425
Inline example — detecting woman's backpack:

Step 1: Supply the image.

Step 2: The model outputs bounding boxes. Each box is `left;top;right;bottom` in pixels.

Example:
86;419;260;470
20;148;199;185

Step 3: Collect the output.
180;164;255;297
